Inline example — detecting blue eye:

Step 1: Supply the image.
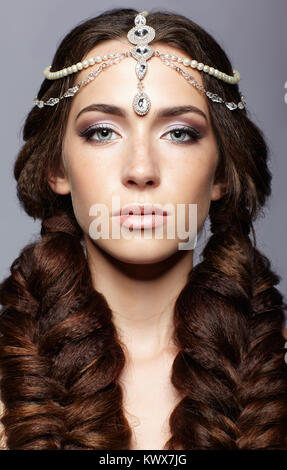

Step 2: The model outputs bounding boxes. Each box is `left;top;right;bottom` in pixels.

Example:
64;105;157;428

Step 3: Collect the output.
80;125;201;144
80;124;118;143
166;127;201;144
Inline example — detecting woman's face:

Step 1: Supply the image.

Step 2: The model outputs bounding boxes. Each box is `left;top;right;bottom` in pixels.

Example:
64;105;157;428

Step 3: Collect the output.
49;39;224;264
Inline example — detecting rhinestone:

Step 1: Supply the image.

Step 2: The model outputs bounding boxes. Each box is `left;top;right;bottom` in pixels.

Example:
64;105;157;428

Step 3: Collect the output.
136;46;149;54
135;28;148;38
225;102;237;110
206;92;224;103
34;99;44;108
127;25;155;45
136;60;147;80
63;86;79;98
133;91;151;115
212;96;223;103
135;13;146;26
238;101;245;109
131;45;154;61
46;98;59;106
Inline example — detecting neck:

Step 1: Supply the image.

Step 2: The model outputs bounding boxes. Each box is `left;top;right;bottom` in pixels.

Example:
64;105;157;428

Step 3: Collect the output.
84;235;193;361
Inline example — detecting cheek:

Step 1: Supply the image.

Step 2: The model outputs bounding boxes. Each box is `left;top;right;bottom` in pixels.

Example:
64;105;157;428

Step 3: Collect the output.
65;138;107;196
175;154;216;203
170;154;217;231
64;151;107;231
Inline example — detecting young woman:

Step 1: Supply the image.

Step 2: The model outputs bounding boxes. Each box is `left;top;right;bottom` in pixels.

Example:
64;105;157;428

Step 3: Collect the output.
0;8;286;450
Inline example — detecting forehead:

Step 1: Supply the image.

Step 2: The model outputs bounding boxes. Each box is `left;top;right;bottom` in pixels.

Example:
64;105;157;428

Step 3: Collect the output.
69;39;210;122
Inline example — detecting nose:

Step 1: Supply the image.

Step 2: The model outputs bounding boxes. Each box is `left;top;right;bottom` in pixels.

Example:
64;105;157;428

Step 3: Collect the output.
121;141;160;190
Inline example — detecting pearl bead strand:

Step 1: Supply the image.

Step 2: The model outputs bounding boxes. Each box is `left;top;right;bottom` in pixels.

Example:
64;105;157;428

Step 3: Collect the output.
159;52;240;84
43;50;240;85
43;52;123;80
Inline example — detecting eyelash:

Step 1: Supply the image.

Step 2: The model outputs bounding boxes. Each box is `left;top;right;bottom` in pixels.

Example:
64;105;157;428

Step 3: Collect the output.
79;124;202;145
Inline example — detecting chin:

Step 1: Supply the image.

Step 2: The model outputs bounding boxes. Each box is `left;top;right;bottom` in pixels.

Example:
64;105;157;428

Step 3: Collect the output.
98;239;179;265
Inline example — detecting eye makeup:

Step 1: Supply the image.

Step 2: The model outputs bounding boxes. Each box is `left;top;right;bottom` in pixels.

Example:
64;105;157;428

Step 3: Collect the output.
78;123;203;145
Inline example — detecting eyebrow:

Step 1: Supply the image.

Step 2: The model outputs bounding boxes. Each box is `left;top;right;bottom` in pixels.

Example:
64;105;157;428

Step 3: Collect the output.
76;103;208;123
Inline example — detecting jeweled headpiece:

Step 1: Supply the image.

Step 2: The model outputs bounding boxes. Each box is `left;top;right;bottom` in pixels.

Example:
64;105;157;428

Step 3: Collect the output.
34;10;245;114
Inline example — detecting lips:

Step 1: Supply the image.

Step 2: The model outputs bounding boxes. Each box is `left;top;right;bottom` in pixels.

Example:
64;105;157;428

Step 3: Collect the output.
112;203;169;230
113;203;168;217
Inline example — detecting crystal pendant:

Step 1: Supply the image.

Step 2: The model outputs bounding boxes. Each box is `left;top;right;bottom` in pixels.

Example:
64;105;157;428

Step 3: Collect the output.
136;60;147;79
127;12;155;115
133;91;151;115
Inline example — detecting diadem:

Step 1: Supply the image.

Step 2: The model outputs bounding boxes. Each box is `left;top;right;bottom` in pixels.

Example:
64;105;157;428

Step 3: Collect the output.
34;11;245;114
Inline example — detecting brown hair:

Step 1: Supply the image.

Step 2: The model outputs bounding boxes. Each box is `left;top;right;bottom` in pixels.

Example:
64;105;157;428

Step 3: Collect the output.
0;7;287;449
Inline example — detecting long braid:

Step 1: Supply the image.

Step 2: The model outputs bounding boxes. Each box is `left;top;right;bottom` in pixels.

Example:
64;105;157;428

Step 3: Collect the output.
236;246;287;448
0;213;132;449
164;210;287;449
0;238;66;448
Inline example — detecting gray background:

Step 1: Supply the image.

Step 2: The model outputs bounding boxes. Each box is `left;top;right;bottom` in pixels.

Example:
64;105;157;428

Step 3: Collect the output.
1;0;286;324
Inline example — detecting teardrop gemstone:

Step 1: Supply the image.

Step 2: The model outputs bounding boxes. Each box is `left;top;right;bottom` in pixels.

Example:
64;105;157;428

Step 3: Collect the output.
136;61;147;79
132;91;151;115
